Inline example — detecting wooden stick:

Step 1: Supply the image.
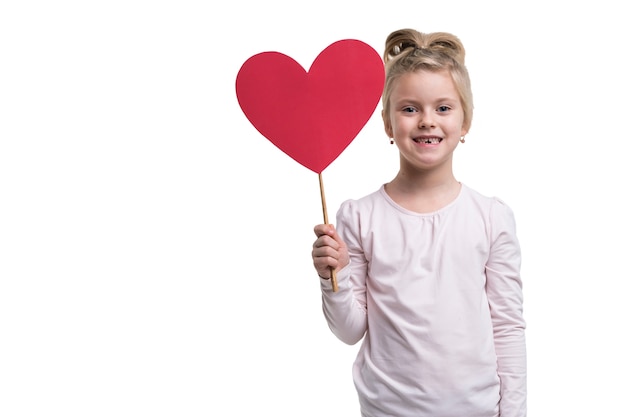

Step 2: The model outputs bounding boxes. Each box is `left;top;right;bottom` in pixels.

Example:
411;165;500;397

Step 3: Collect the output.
318;172;338;292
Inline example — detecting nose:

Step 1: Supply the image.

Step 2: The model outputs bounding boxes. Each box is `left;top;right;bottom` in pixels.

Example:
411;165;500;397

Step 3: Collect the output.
418;110;435;128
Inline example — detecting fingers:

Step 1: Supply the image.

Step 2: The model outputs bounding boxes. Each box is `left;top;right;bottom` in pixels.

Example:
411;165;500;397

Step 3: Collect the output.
312;223;341;253
312;248;340;278
312;224;343;278
313;223;336;239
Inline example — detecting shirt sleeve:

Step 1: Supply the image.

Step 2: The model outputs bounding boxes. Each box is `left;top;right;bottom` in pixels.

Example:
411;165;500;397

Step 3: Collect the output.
319;200;368;345
485;198;527;417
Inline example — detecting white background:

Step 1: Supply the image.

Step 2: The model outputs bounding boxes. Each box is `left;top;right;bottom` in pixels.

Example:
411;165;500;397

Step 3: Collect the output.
1;1;624;416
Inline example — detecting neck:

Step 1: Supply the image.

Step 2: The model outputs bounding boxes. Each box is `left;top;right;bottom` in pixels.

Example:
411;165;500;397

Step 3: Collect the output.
392;158;458;192
385;164;461;213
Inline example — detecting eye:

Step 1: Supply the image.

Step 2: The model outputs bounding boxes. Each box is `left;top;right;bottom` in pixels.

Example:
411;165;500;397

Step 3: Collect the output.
437;105;451;112
402;106;418;113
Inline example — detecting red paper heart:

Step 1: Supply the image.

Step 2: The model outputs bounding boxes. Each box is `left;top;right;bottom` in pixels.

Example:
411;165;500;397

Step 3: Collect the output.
236;39;385;173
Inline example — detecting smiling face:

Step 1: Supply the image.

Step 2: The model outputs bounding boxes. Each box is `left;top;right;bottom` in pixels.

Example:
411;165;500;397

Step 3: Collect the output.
384;69;468;174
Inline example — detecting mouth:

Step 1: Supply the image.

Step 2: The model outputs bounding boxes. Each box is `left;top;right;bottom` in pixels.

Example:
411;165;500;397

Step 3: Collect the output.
413;137;442;144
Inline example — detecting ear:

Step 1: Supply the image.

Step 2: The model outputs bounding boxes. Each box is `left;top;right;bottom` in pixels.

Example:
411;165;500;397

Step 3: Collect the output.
382;109;393;138
461;120;470;137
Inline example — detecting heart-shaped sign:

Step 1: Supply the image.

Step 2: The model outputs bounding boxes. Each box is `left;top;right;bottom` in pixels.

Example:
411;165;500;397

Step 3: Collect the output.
236;39;385;174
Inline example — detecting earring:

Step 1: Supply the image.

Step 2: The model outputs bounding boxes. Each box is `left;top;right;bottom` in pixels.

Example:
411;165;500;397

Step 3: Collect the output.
460;136;465;143
390;138;394;145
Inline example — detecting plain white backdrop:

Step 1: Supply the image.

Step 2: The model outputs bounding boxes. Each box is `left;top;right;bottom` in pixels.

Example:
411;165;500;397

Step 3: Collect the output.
1;1;624;416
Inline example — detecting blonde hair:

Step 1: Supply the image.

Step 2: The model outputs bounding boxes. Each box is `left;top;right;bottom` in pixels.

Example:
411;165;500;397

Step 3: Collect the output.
381;28;474;132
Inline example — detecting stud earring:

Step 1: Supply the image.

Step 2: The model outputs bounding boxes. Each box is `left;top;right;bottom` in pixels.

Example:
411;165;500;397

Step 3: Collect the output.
390;138;394;145
460;136;465;143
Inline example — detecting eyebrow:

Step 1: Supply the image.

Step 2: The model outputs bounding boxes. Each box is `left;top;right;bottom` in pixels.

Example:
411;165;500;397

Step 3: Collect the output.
396;97;460;105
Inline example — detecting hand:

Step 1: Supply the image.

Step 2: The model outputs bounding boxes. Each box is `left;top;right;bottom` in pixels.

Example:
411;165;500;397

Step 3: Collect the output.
312;224;349;279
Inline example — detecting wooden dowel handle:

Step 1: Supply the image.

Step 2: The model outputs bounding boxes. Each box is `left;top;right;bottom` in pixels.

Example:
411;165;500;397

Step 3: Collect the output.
318;172;338;292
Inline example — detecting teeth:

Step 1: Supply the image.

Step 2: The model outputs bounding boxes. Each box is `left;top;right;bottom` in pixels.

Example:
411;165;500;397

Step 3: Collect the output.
414;138;442;144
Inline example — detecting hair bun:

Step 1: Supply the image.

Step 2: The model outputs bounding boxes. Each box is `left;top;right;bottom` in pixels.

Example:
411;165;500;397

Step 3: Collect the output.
384;29;465;64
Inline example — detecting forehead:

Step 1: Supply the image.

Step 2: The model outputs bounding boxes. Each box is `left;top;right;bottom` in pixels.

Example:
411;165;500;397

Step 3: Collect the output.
390;69;460;100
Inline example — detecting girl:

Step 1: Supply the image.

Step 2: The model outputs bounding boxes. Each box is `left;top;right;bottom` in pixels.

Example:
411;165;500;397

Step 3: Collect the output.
311;28;526;416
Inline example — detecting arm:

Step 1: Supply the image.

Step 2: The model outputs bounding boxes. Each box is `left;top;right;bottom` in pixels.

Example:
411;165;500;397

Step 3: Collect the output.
312;200;368;345
485;199;527;417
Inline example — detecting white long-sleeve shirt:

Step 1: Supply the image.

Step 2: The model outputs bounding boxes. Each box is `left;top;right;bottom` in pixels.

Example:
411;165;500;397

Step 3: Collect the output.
320;184;526;417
